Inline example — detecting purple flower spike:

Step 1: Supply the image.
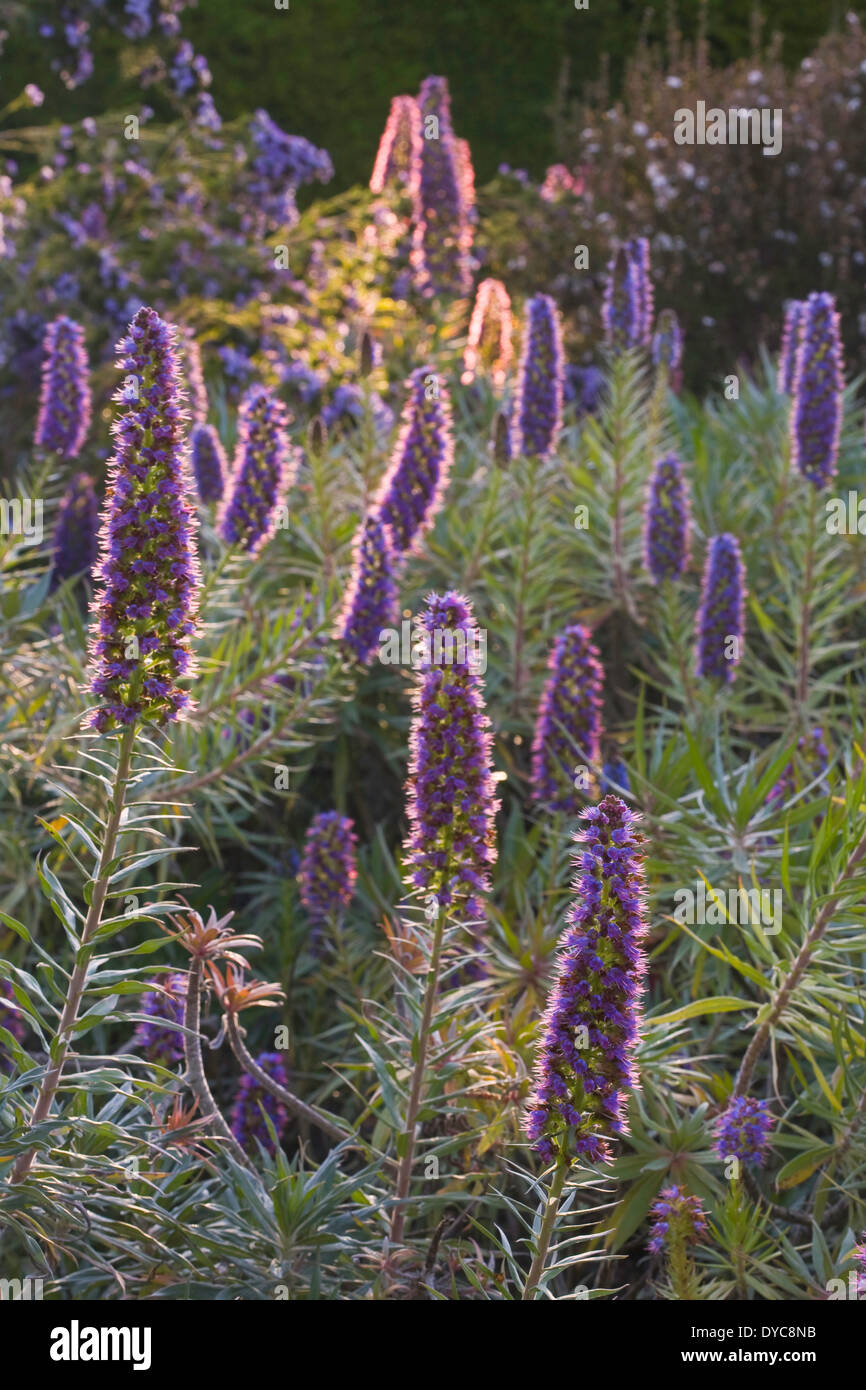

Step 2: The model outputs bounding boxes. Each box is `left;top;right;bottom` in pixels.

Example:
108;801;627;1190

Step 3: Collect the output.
777;299;804;395
602;238;653;350
370;94;422;196
218;384;297;554
190;423;227;504
714;1096;774;1168
462;277;513;387
51;472;99;587
231;1052;290;1155
524;795;647;1165
176;324;208;424
404;591;498;926
530;624;604;814
651;308;683;389
647;1185;708;1254
510;293;564;461
789;291;844;489
373;367;454;558
643;454;691;583
34;315;92;458
412;75;470;297
132;973;187;1067
85;306;201;733
695;533;746;685
335;513;398;665
298;811;358;925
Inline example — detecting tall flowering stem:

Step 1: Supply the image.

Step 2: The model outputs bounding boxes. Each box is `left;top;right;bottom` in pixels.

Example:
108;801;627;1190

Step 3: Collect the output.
462;278;513;387
530;624;604;813
176;324;208;424
522;796;647;1297
219;384;296;554
412;75;470;296
695;533;746;685
643;454;690;583
602;238;653;351
651;308;683;391
373;367;454;559
370;94;422;195
298;811;358;927
510;293;564;461
335;513;398;664
190;422;227;504
34;315;92;458
789;291;844;490
647;1185;708;1300
777;299;804;395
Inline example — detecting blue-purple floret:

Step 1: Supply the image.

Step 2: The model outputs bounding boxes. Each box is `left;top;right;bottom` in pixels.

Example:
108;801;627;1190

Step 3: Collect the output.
218;384;297;554
231;1052;290;1154
190;423;226;504
34;315;92;458
789;291;844;489
373;367;453;557
714;1096;774;1167
298;812;358;925
510;294;564;461
643;453;690;583
530;624;604;813
524;796;647;1165
51;472;99;587
335;514;398;665
647;1184;708;1254
695;533;746;685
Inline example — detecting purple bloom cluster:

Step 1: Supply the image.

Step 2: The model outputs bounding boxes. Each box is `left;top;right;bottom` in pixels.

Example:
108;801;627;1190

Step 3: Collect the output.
322;382;394;437
647;1185;708;1254
176;324;208;424
34;315;92;457
510;294;564;460
777;299;805;394
524;796;647;1164
86;306;201;732
335;514;398;664
404;591;498;924
461;277;513;387
370;94;422;195
132;973;187;1066
218;385;297;554
412;76;470;296
714;1096;774;1168
248;109;333;227
651;307;683;388
373;368;454;558
51;471;99;587
643;454;691;583
602;238;653;350
789;291;844;489
530;624;604;814
601;758;631;796
231;1052;290;1155
189;423;226;504
695;534;746;685
766;727;829;809
298;811;358;925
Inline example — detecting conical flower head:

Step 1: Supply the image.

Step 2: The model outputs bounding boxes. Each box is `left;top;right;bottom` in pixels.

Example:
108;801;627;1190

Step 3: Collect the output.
34;315;92;457
218;384;297;554
190;422;227;504
176;324;208;424
530;624;604;813
647;1185;708;1253
777;298;804;394
51;471;99;587
298;812;358;925
412;75;470;296
404;591;498;923
651;307;683;386
643;453;691;583
373;367;453;557
370;94;422;195
510;293;564;460
695;533;746;685
335;513;398;665
714;1096;773;1168
231;1052;290;1154
602;239;653;350
524;795;648;1165
462;277;513;387
789;290;844;489
86;306;200;732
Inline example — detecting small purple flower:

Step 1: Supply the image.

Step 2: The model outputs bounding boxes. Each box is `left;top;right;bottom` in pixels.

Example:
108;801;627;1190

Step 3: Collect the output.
524;796;647;1165
647;1185;708;1254
714;1096;774;1168
643;454;691;583
335;513;398;664
34;315;92;458
530;625;604;814
404;591;498;925
602;238;653;350
370;94;422;196
85;307;201;732
789;291;844;489
510;293;564;461
132;974;187;1066
218;385;297;554
695;534;746;685
412;76;470;297
651;308;683;389
190;423;227;504
298;812;358;925
777;299;804;394
231;1052;290;1155
373;367;453;558
51;471;99;587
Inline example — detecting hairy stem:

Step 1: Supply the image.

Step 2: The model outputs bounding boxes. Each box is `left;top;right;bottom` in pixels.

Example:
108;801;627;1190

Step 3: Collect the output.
183;957;254;1169
522;1159;568;1299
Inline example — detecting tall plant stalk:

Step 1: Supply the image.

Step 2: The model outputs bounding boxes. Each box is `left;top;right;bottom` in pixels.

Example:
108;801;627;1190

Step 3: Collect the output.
522;1158;568;1299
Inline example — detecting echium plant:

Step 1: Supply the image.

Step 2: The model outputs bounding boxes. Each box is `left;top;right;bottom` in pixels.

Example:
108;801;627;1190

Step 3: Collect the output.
777;298;805;395
695;533;746;685
370;94;422;195
647;1185;708;1300
190;422;227;503
789;290;844;489
602;237;653;350
219;383;297;554
335;513;398;664
651;307;683;388
412;75;470;296
714;1096;774;1170
175;323;208;423
462;277;513;387
522;795;647;1297
510;293;564;461
643;453;691;583
33;314;92;457
530;623;604;813
50;471;99;588
372;367;454;559
231;1053;290;1155
298;811;358;926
